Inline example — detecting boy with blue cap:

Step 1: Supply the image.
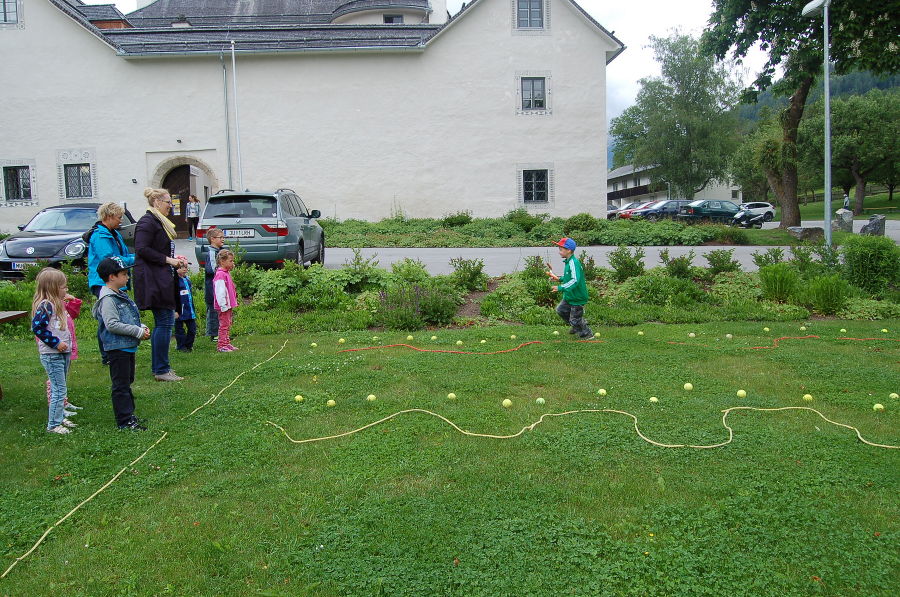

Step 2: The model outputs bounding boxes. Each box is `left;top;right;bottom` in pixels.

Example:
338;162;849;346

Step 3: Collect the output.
548;237;594;339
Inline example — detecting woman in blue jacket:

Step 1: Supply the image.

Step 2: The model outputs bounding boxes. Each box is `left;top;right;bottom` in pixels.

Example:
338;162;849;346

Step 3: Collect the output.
87;202;135;365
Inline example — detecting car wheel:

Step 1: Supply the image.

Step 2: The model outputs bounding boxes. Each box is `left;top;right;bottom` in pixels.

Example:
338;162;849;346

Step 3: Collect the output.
312;237;325;265
296;243;305;267
764;212;774;222
647;214;658;222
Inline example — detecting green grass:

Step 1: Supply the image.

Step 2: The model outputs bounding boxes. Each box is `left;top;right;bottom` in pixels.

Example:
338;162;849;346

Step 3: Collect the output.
1;319;898;595
776;191;900;222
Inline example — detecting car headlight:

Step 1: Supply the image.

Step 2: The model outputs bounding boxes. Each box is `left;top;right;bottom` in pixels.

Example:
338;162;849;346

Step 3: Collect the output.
0;241;6;258
64;240;86;257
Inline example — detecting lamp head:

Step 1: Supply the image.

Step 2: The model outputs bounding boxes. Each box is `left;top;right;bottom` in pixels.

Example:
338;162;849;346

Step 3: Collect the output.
802;0;827;17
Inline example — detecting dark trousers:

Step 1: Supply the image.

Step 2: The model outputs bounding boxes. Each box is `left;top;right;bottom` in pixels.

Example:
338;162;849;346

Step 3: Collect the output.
108;349;137;427
556;300;593;339
204;278;219;338
187;217;199;238
175;318;196;350
91;285;108;364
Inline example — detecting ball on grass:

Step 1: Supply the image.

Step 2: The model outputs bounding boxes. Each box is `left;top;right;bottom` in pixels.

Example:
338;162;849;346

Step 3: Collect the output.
310;342;317;348
447;393;456;400
882;328;889;333
553;330;560;336
510;334;517;340
407;335;414;341
890;393;899;400
649;397;659;403
840;329;847;333
763;327;770;332
366;394;376;402
502;399;512;408
536;397;545;405
638;331;645;336
725;334;733;340
431;335;437;341
338;338;346;344
456;340;463;346
688;333;696;338
683;383;693;391
597;388;607;396
800;326;807;331
294;395;304;402
873;403;885;412
480;339;487;344
803;394;813;402
326;399;336;407
736;389;747;399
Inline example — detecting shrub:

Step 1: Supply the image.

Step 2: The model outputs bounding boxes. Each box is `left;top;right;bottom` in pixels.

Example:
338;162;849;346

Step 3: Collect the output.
376;285;425;330
522;255;549;280
441;211;473;228
253;261;309;307
505;208;545;233
842;235;900;298
705;249;741;276
836;297;900;320
480;277;537;320
59;262;90;299
418;282;461;326
578;251;599;282
801;274;850;315
710;271;762;303
563;213;598;235
758;263;799;302
788;245;824;279
0;280;33;311
230;263;264;298
390;258;430;286
283;267;351;312
751;247;785;269
612;273;705;307
449;257;488;291
608;246;645;282
711;225;749;245
333;248;389;293
659;248;695;279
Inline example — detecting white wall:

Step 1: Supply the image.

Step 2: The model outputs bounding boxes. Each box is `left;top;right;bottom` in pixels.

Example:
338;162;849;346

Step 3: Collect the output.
333;10;432;25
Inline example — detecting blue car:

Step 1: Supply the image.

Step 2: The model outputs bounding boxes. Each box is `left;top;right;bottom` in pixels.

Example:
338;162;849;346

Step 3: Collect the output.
631;200;692;221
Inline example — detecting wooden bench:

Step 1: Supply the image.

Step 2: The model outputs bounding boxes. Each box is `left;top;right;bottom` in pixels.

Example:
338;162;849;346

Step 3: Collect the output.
0;311;28;400
863;206;897;213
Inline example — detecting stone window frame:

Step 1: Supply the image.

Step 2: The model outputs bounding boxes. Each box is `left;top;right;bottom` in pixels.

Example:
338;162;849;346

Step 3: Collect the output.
0;0;23;29
516;71;552;115
511;0;550;36
57;148;98;201
517;163;555;207
0;158;37;207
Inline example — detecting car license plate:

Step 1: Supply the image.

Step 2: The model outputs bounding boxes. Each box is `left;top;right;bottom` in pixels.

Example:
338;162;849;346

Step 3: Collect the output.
224;229;254;238
11;262;26;271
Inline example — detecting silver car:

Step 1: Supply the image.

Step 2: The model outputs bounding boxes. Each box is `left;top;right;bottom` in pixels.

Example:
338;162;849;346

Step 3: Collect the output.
739;201;776;221
194;189;324;267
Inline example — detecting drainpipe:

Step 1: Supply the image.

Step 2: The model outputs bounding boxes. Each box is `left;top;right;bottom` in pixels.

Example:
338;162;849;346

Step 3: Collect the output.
231;40;244;190
220;53;233;189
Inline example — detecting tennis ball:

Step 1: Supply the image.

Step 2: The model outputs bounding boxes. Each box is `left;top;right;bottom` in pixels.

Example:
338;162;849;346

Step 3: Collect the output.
597;388;607;396
480;339;486;344
688;332;696;338
763;327;770;332
502;399;512;408
803;394;813;402
510;334;517;340
800;326;807;331
456;340;463;346
736;389;747;398
447;393;456;400
294;395;304;402
637;330;644;336
873;403;885;412
890;393;899;400
840;328;847;333
536;397;545;405
683;383;693;391
553;330;560;336
326;399;336;407
594;332;600;338
372;336;379;341
431;335;437;341
725;334;733;339
338;338;346;344
882;328;889;333
649;397;659;403
407;335;414;341
310;342;317;348
366;394;376;402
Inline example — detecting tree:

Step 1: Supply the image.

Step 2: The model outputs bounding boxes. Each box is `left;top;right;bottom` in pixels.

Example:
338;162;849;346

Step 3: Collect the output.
731;128;772;202
702;1;900;227
610;33;740;199
800;90;900;214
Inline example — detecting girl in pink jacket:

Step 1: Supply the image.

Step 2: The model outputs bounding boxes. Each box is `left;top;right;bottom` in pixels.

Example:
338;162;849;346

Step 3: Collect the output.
213;249;238;352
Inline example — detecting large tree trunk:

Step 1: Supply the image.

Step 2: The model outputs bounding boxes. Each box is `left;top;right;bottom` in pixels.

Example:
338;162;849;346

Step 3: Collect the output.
776;76;814;229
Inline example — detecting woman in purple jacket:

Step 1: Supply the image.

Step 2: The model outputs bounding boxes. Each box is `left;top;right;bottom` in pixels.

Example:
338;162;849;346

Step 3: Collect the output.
133;187;187;382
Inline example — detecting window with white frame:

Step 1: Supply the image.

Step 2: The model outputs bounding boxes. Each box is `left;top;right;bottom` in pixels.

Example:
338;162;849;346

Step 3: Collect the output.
521;77;545;110
57;149;97;200
516;0;542;28
64;164;92;198
1;0;18;24
516;71;551;115
517;166;554;205
3;165;30;200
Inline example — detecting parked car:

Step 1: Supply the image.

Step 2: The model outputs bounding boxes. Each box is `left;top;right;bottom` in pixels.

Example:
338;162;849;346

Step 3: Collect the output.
0;203;136;280
630;199;692;221
195;189;325;268
739;201;776;221
677;199;741;223
616;201;658;219
606;201;644;220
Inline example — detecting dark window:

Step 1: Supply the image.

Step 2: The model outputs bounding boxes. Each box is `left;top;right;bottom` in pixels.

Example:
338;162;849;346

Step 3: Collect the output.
1;0;17;24
517;0;543;28
383;14;403;24
64;164;92;198
731;190;739;199
523;170;548;203
294;195;309;216
521;77;546;110
3;165;31;200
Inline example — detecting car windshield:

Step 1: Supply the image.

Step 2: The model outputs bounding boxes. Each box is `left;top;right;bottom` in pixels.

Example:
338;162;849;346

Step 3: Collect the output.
205;196;278;219
688;200;706;206
24;208;97;233
643;201;667;209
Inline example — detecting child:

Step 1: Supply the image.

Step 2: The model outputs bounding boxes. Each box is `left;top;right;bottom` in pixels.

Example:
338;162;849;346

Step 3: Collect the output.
213;249;238;352
32;268;77;434
173;256;197;352
547;237;594;339
204;228;225;340
92;256;151;431
45;292;83;418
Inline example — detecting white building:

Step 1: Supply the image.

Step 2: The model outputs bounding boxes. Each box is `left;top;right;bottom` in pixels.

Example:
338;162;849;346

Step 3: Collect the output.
0;0;623;233
607;164;742;208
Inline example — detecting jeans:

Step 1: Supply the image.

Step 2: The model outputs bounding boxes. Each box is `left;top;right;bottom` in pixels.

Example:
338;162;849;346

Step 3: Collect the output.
174;318;196;350
39;352;71;430
91;285;108;363
150;308;175;375
556;300;593;339
204;278;219;338
108;350;137;427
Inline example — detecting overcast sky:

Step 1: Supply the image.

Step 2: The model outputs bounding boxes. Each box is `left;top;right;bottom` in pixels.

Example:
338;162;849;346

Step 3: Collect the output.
89;0;767;121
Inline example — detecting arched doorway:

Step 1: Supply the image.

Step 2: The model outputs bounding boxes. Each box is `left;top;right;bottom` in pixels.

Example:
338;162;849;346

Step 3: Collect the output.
162;165;190;232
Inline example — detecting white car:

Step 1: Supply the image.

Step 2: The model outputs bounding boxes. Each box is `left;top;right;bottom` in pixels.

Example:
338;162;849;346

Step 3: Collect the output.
739;202;776;221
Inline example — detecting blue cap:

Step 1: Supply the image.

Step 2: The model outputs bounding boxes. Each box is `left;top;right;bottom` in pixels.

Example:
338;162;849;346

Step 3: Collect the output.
555;237;577;251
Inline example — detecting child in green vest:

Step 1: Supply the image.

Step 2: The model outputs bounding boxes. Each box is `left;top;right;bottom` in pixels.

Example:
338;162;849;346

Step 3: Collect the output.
547;237;594;339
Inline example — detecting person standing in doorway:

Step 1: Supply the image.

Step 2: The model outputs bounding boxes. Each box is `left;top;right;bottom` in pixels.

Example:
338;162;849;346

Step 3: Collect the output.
185;195;201;240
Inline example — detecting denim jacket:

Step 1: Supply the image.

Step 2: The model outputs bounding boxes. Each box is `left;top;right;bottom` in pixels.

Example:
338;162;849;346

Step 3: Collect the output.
91;286;145;351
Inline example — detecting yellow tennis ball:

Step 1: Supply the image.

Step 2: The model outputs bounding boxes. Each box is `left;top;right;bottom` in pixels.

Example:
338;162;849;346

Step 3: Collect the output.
649;397;659;403
725;334;733;339
688;332;696;338
510;334;517;340
536;397;545;405
736;389;747;398
294;395;304;402
553;330;560;336
882;328;889;333
447;393;456;399
873;403;885;412
763;327;770;332
683;383;693;391
338;338;346;344
366;394;376;402
597;388;607;396
431;335;437;341
839;328;847;333
480;339;487;344
326;399;336;407
800;326;807;331
803;394;813;402
456;340;463;346
407;335;414;341
372;336;379;341
890;393;899;400
310;342;317;348
637;330;644;336
502;399;512;408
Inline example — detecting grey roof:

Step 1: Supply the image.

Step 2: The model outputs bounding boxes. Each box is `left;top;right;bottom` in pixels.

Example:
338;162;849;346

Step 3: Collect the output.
125;0;431;27
77;4;128;21
607;164;655;179
103;24;441;55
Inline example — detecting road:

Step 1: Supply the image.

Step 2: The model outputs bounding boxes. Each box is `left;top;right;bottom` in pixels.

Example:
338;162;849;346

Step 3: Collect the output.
175;219;899;276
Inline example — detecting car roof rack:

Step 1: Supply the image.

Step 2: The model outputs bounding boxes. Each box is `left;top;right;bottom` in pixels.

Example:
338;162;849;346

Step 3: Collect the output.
212;189;235;195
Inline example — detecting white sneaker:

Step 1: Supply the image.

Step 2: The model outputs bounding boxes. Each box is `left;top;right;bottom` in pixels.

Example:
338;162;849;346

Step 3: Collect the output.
65;402;83;410
154;371;184;382
62;418;78;428
48;426;71;434
64;409;78;417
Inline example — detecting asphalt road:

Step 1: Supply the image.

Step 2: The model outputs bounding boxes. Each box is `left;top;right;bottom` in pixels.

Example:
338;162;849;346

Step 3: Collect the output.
175;219;899;276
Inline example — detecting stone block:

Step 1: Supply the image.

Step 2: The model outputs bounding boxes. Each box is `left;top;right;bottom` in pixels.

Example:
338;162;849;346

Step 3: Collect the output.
860;214;886;236
832;209;854;233
787;227;825;242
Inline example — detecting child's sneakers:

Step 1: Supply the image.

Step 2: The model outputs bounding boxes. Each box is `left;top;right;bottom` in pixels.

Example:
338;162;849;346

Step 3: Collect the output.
64;409;78;418
217;346;235;352
48;426;72;435
65;402;83;410
225;344;238;351
61;418;78;428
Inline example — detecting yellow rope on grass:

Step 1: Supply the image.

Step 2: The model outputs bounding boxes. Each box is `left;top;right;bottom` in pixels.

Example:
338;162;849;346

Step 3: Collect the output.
267;405;898;450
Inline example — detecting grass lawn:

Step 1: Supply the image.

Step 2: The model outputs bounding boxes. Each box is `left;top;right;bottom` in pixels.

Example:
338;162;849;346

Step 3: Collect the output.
1;319;898;595
776;191;900;222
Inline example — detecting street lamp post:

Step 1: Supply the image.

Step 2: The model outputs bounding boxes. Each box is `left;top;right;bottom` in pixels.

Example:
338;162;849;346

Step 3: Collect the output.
802;0;832;247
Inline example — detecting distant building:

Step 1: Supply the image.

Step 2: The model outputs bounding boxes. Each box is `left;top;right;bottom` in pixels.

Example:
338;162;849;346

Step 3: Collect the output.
607;165;741;208
0;0;624;232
